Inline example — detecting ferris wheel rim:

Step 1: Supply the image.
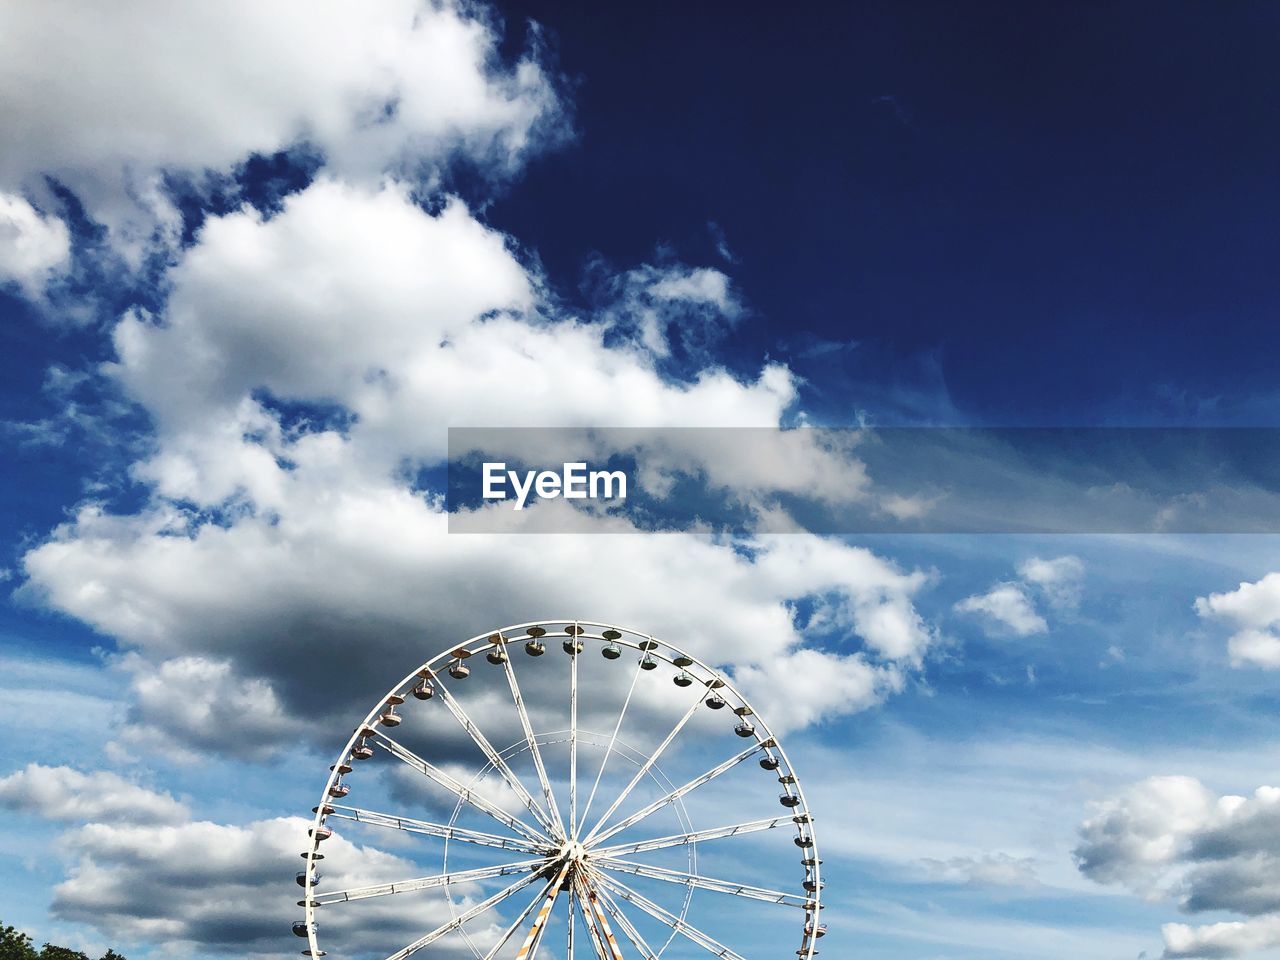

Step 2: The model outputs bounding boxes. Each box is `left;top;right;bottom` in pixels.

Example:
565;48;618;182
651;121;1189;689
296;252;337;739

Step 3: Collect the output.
300;618;824;960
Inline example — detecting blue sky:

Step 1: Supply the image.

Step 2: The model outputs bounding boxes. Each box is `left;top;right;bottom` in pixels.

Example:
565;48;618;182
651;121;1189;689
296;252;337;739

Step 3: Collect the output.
2;3;1280;960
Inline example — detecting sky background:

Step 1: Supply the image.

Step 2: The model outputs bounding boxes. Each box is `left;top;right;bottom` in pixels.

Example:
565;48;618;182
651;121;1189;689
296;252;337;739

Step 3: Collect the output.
2;2;1280;959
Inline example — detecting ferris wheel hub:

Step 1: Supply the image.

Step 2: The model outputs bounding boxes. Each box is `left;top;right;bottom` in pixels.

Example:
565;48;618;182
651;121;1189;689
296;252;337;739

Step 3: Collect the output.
557;839;588;863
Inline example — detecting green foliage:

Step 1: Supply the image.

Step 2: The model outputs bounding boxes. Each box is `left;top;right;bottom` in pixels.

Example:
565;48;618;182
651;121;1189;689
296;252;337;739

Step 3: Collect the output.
0;924;37;960
0;925;124;960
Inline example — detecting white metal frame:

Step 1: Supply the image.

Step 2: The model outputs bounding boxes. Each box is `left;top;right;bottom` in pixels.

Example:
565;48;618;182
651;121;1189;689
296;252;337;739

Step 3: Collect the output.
300;619;824;960
437;728;697;960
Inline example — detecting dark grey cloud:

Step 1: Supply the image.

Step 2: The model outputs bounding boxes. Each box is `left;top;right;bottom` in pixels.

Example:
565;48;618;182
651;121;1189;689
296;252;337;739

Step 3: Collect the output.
1076;777;1280;958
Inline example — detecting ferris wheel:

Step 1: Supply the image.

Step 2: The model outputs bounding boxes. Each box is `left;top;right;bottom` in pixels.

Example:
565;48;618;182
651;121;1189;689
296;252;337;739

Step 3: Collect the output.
294;620;827;960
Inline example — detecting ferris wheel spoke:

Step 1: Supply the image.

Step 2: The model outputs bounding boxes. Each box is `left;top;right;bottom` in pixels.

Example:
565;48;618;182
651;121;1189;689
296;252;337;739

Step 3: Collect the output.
589;876;660;960
569;626;580;838
382;870;541;960
572;874;618;960
579;652;644;833
586;740;767;847
480;869;563;960
514;859;572;960
593;856;811;907
591;816;793;858
593;872;749;960
431;673;563;839
582;695;705;845
373;732;549;846
500;649;567;839
573;895;606;960
311;859;543;906
328;805;549;854
575;873;626;960
567;882;577;960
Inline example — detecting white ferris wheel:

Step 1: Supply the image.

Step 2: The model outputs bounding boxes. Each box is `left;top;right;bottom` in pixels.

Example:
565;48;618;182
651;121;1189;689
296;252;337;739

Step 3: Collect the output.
295;620;827;960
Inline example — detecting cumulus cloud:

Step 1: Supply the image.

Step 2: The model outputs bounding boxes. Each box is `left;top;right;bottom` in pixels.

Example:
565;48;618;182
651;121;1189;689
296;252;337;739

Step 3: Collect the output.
103;178;810;499
53;815;481;956
1195;572;1280;669
114;655;307;763
1162;917;1280;959
1076;776;1280;958
0;0;564;265
23;495;933;750
0;192;70;298
0;764;187;825
955;583;1047;637
1075;776;1217;896
734;648;895;735
2;763;498;956
17;169;936;758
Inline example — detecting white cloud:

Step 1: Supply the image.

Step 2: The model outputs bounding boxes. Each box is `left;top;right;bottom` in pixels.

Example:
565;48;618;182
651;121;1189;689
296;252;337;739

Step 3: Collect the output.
1195;573;1280;669
734;648;896;735
878;492;941;522
0;192;70;298
646;265;734;307
115;655;307;762
1018;554;1084;609
0;764;187;825
919;852;1040;888
0;0;564;263
955;582;1047;637
1;762;494;956
1163;917;1280;959
111;180;533;453
1076;776;1280;958
956;555;1084;638
610;264;741;359
22;494;933;749
103;178;813;506
52;816;475;956
1075;775;1216;896
14;168;938;757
